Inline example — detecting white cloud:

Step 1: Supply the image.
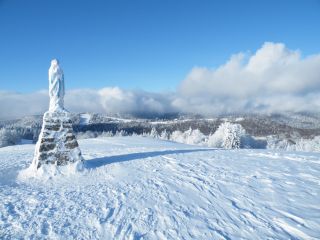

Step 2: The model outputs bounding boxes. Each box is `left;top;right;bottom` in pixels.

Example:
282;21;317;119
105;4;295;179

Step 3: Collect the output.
96;87;176;115
0;90;48;120
1;42;319;119
0;88;177;120
177;42;320;114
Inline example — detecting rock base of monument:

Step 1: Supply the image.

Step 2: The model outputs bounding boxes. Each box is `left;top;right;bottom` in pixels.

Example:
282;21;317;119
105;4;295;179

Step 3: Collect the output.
32;111;83;170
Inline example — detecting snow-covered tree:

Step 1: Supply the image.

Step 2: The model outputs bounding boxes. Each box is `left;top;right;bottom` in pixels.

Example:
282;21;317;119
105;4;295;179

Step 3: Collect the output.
207;122;245;149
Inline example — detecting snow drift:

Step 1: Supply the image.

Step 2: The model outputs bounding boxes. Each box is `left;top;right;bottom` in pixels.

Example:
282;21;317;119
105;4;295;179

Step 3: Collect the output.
0;136;319;239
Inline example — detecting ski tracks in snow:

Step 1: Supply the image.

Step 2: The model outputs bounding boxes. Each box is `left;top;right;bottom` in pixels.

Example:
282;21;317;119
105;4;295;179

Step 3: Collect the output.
0;137;320;239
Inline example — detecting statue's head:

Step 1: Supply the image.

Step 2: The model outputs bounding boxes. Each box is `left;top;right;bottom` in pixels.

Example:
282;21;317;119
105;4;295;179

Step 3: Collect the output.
51;59;59;67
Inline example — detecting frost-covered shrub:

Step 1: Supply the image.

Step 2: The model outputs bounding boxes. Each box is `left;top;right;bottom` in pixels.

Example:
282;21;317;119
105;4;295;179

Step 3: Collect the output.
76;131;98;139
266;136;298;150
149;127;159;138
159;129;169;140
100;131;114;137
170;130;184;143
267;135;320;152
184;128;206;145
150;124;260;149
77;130;128;139
170;128;206;145
293;136;320;152
115;130;128;136
207;122;245;149
0;128;21;147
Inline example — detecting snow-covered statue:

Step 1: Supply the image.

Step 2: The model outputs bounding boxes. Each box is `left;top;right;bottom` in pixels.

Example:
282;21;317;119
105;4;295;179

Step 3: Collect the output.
22;59;83;174
49;59;65;112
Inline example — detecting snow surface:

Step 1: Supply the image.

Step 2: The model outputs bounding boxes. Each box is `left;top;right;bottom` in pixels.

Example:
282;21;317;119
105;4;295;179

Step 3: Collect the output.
0;136;320;239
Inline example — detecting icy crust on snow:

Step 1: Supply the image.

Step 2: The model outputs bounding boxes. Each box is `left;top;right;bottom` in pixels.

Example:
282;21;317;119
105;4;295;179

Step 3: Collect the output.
1;136;320;239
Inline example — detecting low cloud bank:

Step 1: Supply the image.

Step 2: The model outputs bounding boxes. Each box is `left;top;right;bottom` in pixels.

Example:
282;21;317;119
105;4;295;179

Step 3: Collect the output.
0;88;177;120
1;42;320;119
66;87;177;117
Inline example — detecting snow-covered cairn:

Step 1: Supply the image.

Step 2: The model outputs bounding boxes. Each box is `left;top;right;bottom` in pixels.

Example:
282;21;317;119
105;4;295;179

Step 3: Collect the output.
31;59;83;169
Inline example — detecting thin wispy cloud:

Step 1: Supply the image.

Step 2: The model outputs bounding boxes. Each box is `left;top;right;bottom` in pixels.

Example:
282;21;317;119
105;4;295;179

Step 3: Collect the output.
1;42;319;119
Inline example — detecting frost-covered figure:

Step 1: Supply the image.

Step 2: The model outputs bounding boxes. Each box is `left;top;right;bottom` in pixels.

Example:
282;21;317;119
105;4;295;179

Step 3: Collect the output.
20;59;83;176
49;59;65;112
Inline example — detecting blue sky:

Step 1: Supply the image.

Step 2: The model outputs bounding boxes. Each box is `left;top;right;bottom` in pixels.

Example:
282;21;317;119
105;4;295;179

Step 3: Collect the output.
1;0;320;93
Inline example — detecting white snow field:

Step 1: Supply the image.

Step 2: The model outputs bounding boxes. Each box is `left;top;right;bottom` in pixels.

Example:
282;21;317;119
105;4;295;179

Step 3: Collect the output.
0;136;319;239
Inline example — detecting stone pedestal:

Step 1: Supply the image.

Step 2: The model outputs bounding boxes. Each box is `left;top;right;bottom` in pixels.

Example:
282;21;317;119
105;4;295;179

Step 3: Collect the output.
32;111;83;169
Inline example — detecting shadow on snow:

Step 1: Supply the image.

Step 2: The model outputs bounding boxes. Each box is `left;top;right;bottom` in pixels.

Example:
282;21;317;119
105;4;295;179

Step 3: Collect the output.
84;148;215;169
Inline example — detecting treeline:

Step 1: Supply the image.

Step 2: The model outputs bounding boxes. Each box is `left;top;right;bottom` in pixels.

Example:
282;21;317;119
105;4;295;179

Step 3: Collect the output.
0;113;320;151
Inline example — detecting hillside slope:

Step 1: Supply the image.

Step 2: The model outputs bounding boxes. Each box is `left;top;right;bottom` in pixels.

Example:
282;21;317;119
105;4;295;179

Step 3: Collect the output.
0;136;319;239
